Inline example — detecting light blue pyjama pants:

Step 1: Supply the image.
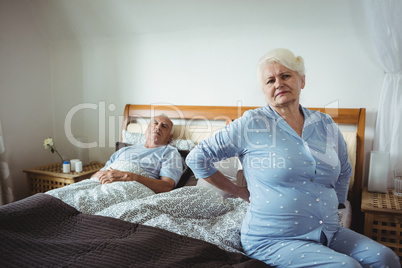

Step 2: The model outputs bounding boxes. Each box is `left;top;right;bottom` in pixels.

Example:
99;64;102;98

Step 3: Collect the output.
245;227;400;268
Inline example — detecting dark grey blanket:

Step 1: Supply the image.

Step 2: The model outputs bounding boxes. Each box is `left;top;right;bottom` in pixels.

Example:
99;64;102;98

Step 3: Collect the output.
0;194;270;268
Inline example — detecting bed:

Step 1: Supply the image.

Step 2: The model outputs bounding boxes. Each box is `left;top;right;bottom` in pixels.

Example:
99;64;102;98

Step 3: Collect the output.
119;104;365;231
0;104;365;267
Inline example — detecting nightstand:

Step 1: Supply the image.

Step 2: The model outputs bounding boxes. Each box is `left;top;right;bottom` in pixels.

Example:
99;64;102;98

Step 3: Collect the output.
361;187;402;261
24;161;104;195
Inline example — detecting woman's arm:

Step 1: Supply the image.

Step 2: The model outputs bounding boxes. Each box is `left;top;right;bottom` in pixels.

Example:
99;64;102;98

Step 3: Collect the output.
186;115;249;200
205;171;250;202
326;116;352;204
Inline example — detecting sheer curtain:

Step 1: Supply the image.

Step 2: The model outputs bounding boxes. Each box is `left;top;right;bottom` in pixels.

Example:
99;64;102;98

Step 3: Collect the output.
0;120;15;205
364;0;402;188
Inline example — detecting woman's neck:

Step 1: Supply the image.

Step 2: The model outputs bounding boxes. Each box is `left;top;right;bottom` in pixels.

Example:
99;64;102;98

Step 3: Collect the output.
274;104;304;137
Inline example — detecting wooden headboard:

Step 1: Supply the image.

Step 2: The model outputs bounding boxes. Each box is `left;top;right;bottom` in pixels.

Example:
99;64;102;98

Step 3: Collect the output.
122;104;366;232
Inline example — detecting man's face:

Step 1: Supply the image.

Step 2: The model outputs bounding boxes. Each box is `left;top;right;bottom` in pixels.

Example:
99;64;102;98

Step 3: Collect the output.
145;115;173;147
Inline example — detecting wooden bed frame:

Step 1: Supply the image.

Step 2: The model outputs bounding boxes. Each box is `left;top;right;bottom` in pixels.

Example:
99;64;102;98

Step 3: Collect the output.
122;104;366;233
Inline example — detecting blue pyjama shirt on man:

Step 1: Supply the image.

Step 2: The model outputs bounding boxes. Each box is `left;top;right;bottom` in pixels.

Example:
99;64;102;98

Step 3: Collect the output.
102;144;183;186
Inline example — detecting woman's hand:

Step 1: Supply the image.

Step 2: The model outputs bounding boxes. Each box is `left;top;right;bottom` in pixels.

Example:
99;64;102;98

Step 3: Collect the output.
236;186;250;203
94;168;134;184
205;171;250;202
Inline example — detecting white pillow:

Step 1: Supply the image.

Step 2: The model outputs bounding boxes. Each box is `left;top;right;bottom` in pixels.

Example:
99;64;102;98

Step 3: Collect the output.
213;157;239;178
341;131;357;190
169;139;196;150
127;122;223;144
196;178;236;199
122;130;196;151
122;130;146;145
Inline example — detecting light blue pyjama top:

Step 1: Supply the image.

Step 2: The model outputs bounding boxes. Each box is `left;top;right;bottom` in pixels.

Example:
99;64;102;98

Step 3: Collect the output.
102;144;183;186
186;104;352;248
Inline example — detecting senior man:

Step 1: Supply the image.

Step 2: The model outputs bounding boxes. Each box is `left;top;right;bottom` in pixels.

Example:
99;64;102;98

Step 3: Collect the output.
94;114;183;193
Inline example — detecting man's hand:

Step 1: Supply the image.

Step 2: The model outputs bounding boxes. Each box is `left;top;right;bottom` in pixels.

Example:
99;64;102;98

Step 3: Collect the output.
94;168;134;184
94;168;175;193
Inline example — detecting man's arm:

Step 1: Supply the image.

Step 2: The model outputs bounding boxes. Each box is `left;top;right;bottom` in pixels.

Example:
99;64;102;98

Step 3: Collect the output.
94;169;175;193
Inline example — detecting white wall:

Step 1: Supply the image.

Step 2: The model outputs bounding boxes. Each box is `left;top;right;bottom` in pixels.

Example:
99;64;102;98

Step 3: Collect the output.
0;0;55;200
50;0;382;177
1;0;384;200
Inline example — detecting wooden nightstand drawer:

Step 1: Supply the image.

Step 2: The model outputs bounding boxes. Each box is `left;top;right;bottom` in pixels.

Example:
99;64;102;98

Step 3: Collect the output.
24;161;104;195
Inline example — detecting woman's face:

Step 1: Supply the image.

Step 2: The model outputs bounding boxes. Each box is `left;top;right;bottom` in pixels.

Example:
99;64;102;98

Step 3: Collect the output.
261;63;305;109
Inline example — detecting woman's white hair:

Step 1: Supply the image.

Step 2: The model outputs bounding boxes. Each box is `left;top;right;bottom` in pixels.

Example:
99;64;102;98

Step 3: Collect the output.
257;48;305;88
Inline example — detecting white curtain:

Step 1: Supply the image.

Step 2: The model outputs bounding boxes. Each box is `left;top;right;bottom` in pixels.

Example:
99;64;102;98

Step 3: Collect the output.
364;0;402;188
0;120;15;205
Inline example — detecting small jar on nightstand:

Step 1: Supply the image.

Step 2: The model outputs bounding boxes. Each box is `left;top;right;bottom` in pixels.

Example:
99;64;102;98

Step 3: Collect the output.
394;169;402;196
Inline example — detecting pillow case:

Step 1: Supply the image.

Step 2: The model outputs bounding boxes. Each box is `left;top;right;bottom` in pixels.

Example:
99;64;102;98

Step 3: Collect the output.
213;157;239;178
126;123;224;144
196;178;236;199
122;130;146;145
122;130;196;150
341;131;357;190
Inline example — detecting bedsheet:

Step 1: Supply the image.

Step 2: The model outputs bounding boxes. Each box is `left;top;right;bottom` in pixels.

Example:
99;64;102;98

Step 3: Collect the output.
46;178;351;255
0;193;269;268
338;200;352;228
46;178;249;254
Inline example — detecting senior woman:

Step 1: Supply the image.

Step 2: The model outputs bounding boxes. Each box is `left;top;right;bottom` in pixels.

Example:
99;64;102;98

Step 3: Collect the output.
186;48;400;268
